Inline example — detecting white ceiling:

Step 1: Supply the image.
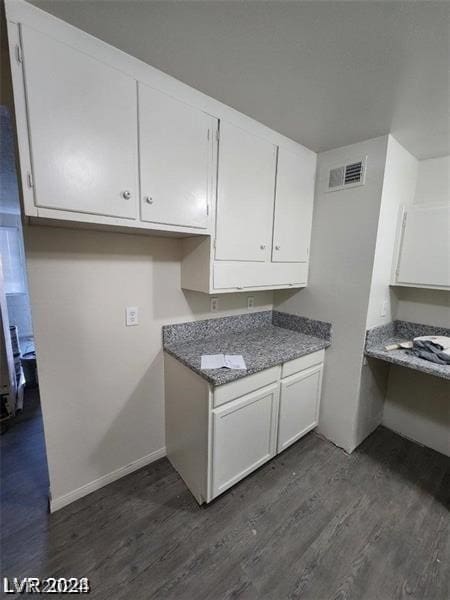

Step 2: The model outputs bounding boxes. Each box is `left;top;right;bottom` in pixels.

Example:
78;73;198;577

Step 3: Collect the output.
29;0;450;159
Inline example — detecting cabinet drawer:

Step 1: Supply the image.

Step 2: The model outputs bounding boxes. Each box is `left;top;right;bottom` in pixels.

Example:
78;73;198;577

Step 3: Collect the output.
282;349;324;379
213;366;281;408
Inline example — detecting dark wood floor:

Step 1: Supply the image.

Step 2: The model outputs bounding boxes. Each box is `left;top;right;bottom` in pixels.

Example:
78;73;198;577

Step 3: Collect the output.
1;393;449;600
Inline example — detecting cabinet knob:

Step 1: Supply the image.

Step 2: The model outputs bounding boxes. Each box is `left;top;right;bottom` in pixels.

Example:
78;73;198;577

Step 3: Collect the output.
122;190;132;200
144;196;154;204
260;244;266;250
275;245;280;251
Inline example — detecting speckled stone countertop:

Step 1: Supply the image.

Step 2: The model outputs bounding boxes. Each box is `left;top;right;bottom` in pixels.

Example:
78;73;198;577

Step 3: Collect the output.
163;311;332;386
365;320;450;380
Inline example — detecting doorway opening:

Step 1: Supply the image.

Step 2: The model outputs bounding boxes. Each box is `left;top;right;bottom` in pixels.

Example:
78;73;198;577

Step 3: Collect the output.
0;105;50;528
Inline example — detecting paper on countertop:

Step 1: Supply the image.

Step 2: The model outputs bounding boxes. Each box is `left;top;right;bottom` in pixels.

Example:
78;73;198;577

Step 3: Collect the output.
201;354;247;370
200;354;225;369
224;355;247;369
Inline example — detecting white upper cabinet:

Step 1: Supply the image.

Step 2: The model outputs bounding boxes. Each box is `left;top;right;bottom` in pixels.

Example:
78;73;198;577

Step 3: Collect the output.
6;0;317;291
394;204;450;290
272;147;315;263
215;122;277;262
20;25;139;220
139;84;214;229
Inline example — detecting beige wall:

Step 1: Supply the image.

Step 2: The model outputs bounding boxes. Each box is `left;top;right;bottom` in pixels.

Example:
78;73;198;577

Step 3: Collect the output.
25;225;273;509
383;367;449;457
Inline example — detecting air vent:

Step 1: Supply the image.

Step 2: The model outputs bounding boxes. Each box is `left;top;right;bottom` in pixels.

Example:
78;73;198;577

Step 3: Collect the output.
327;157;367;192
345;161;363;184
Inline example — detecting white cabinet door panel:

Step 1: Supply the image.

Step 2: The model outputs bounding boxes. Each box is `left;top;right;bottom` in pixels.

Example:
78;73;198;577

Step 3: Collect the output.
21;25;138;219
213;260;307;290
215;122;277;262
277;364;322;453
272;148;315;263
139;84;213;229
396;205;450;289
211;383;279;498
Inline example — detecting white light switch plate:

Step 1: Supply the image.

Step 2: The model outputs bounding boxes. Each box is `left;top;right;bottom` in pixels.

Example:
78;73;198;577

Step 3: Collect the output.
126;306;139;326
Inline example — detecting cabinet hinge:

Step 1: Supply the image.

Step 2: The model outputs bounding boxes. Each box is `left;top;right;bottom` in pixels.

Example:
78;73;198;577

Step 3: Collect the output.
207;129;210;141
16;43;23;64
206;204;209;216
213;239;216;250
27;171;34;188
216;128;220;142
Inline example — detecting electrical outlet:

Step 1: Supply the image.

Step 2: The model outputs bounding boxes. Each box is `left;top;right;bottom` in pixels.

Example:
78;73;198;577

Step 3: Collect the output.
247;296;255;309
126;306;139;326
380;298;388;317
210;297;219;312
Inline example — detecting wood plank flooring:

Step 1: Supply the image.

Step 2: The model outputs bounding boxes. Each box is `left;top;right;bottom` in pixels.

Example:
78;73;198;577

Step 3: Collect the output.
1;394;448;599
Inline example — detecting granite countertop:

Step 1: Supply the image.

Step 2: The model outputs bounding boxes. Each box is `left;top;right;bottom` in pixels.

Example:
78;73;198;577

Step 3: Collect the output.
163;311;332;386
365;320;450;381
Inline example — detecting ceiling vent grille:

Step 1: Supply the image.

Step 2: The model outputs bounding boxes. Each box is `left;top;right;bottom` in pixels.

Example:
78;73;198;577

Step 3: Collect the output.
327;157;367;192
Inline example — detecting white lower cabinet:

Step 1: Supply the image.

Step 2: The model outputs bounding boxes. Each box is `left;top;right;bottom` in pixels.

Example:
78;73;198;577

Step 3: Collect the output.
211;383;279;498
165;349;325;504
277;364;323;453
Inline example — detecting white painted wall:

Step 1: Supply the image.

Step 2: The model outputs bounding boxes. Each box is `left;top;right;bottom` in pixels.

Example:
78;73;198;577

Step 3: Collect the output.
275;136;388;452
366;137;418;330
356;138;418;448
24;225;273;510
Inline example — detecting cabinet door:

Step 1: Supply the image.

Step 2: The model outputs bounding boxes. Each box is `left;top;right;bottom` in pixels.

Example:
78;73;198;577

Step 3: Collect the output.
139;84;213;229
277;364;322;453
215;122;277;262
20;25;138;219
272;147;315;263
396;205;450;289
211;383;279;498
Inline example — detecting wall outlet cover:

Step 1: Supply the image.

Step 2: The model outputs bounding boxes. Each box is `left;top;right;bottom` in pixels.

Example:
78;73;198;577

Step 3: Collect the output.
247;296;255;309
126;306;139;326
210;297;219;312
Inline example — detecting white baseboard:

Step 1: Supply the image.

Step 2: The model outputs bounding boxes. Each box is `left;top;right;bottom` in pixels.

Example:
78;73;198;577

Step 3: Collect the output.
49;447;166;513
